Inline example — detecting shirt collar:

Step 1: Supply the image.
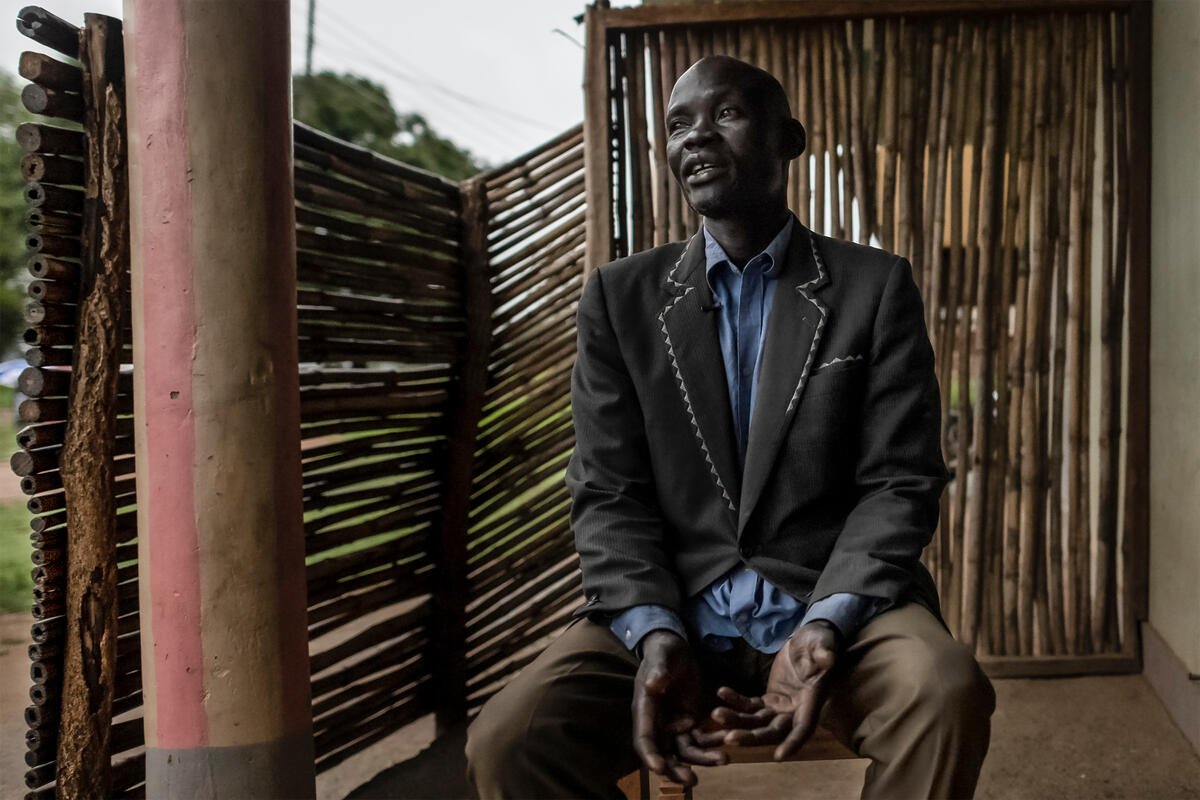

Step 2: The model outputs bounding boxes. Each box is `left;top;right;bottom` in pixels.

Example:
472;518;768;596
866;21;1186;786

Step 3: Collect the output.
703;214;795;280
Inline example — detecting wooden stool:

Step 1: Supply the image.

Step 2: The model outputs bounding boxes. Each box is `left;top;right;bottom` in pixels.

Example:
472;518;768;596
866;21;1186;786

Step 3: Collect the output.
618;726;858;800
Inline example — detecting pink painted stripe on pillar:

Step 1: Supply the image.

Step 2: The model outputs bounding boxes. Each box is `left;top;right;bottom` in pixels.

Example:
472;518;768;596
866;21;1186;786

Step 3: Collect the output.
129;0;207;748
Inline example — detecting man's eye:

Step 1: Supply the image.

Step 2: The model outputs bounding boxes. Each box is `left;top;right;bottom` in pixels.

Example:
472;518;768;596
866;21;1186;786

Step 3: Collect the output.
668;120;687;133
718;107;739;119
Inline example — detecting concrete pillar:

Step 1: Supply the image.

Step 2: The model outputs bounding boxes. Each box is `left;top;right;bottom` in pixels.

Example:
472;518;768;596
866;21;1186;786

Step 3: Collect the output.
123;1;314;796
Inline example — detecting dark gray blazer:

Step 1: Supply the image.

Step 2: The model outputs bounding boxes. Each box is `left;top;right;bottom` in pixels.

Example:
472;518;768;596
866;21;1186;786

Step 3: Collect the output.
565;222;948;623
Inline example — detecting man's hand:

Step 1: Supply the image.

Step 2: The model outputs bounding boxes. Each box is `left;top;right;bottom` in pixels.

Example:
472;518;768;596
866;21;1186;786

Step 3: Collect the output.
704;620;840;761
633;631;727;786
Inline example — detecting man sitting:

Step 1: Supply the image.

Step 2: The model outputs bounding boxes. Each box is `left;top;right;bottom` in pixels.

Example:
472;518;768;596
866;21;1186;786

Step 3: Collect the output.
467;55;994;800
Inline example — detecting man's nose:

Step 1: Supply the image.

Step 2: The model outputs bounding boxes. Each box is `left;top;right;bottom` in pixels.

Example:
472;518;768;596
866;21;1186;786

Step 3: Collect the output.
682;117;717;148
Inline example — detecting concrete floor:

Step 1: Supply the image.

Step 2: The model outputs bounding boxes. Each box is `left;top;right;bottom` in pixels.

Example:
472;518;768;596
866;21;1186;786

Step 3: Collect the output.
344;675;1200;800
5;609;1198;800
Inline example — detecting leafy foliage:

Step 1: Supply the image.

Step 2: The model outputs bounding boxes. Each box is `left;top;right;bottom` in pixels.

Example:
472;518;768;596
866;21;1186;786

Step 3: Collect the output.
0;71;35;358
293;70;481;181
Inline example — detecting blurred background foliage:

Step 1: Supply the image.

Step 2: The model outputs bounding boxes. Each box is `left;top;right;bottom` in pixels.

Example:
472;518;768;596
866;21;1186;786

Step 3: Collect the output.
293;70;483;181
0;71;35;361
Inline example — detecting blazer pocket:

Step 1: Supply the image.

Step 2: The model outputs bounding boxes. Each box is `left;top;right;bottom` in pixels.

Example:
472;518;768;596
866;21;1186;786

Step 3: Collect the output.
805;357;866;398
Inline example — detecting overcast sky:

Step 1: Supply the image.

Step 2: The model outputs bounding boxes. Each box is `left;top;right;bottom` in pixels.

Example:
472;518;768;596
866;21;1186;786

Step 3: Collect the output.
4;1;641;166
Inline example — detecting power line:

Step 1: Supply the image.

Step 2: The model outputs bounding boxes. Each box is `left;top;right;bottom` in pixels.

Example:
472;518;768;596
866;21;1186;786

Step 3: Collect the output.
315;8;560;133
311;28;537;156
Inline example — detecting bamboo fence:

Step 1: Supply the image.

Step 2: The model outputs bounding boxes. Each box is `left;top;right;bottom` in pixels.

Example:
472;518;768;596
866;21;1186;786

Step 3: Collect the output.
588;3;1148;672
462;127;586;714
11;0;1151;794
12;5;590;791
13;7;145;797
293;121;465;771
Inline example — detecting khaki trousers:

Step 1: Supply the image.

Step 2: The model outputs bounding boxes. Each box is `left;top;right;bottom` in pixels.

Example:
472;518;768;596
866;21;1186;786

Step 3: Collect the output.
467;603;994;800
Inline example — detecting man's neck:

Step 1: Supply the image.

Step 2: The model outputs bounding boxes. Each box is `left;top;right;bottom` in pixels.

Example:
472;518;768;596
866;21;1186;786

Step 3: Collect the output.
703;206;792;268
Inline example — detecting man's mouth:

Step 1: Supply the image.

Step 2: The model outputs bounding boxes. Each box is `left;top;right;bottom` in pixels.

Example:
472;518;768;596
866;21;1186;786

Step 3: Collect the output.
686;161;723;183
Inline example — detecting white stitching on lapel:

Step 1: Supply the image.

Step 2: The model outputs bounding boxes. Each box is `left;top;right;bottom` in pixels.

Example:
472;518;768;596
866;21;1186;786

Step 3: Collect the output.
785;230;829;416
816;353;864;371
659;239;737;513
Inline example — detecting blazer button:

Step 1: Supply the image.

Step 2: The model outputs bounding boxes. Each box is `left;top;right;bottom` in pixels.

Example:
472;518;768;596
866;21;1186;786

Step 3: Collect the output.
739;544;754;558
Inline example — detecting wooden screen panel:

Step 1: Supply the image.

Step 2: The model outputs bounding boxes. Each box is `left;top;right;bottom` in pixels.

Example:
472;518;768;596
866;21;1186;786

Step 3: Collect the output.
593;6;1144;673
462;126;587;712
293;123;465;771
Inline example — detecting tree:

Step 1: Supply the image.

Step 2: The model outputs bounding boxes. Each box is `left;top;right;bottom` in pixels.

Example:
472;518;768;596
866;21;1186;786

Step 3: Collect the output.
0;70;37;358
293;71;481;181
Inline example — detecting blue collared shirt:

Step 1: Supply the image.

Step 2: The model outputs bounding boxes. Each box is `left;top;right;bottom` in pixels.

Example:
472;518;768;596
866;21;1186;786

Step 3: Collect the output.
611;217;884;653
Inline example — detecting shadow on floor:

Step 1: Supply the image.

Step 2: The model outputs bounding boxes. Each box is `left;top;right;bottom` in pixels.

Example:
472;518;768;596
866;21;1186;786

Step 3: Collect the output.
347;676;1200;799
347;722;474;800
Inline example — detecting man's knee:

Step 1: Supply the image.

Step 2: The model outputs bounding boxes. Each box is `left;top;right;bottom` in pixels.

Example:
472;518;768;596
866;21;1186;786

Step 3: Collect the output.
465;699;524;791
902;641;995;732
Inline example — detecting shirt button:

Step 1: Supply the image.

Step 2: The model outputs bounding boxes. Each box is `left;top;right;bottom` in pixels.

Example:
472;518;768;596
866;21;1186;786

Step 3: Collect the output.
625;629;633;640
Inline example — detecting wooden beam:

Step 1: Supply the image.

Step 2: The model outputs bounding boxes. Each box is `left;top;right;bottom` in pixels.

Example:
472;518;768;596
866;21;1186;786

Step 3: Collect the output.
979;652;1140;679
55;13;125;798
1122;0;1151;632
601;0;1141;29
584;2;613;275
432;175;494;733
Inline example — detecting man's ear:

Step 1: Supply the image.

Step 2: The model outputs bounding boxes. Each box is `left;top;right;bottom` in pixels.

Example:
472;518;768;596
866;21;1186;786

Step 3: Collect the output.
783;118;806;160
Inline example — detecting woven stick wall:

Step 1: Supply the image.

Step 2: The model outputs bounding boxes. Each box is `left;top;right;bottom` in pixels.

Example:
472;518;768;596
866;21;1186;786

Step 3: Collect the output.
12;7;474;788
12;5;588;784
293;122;467;770
12;7;145;797
593;3;1148;672
463;126;586;713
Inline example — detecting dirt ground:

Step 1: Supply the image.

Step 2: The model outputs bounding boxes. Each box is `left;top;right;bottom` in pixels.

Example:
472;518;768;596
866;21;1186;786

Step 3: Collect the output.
1;612;32;800
4;613;1198;799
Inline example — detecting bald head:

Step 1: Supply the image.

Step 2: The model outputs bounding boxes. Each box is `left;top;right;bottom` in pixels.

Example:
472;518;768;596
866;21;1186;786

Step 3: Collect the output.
671;56;795;131
664;55;804;222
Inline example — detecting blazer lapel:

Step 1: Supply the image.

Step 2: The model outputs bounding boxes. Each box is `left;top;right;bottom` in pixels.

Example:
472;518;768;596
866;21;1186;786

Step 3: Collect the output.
738;224;830;537
659;231;741;521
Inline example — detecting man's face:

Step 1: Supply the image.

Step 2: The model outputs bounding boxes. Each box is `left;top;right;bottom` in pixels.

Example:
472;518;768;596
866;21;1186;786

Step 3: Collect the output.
665;60;789;220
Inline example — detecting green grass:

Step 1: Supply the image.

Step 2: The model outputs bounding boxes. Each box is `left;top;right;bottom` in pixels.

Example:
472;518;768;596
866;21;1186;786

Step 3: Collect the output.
0;385;30;613
0;500;31;613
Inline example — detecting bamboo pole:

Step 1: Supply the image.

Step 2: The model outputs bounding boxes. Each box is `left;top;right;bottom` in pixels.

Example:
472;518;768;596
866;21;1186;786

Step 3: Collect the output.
950;23;982;641
961;20;1001;651
1112;9;1135;653
820;25;841;238
879;19;898;250
583;3;612;273
1018;17;1059;656
923;21;949;344
809;27;826;236
926;22;955;599
895;20;917;260
1046;14;1077;654
784;25;801;219
1077;14;1099;652
1047;18;1076;651
1093;10;1124;653
834;26;856;240
939;22;970;634
794;25;811;227
999;19;1031;655
1065;15;1092;652
625;33;651;254
847;19;870;242
649;33;670;247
